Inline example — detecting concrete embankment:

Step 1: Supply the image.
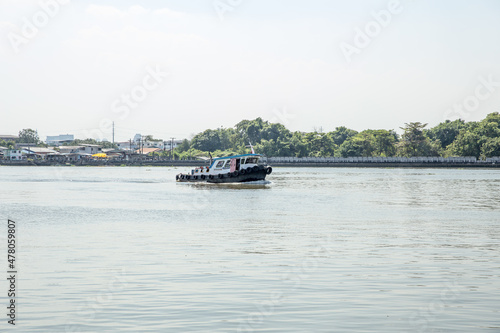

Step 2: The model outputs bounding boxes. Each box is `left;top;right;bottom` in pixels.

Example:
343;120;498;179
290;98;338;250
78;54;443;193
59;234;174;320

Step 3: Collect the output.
267;156;500;168
269;162;499;168
1;157;499;168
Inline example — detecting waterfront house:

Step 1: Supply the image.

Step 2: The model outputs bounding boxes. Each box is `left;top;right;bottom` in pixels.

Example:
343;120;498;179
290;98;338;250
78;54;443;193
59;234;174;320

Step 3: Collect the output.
135;147;162;154
134;147;163;159
4;149;27;160
20;147;60;160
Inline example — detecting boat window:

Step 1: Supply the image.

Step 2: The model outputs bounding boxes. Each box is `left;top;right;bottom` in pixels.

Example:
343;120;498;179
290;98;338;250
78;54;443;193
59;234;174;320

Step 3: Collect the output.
223;160;231;169
215;160;225;168
245;157;258;164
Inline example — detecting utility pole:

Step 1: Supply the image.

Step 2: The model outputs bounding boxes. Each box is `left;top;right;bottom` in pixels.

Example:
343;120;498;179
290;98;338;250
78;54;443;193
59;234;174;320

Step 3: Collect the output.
141;136;144;158
112;121;115;144
170;137;175;160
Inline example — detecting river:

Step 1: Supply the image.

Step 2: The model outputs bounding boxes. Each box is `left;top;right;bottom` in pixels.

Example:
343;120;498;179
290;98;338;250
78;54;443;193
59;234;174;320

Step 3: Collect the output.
0;166;499;332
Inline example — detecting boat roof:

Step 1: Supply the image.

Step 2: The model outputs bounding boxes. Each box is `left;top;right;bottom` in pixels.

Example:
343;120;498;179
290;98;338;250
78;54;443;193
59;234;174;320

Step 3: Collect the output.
209;153;261;167
212;153;260;161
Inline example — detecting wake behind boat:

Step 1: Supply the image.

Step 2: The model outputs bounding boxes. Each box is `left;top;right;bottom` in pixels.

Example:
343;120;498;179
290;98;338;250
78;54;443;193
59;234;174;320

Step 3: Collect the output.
176;153;272;183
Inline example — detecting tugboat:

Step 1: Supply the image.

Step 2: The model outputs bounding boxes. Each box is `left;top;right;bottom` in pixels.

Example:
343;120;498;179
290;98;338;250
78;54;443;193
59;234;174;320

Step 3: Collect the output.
176;153;272;183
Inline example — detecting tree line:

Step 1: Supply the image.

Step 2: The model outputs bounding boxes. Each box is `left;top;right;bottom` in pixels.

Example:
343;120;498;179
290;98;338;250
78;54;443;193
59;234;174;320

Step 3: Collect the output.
174;113;500;159
3;113;499;159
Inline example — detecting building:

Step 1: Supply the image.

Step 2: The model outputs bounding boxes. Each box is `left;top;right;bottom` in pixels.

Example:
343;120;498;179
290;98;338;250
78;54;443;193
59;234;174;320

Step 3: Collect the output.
46;134;74;145
116;141;136;151
164;139;183;151
135;147;163;155
4;149;27;160
58;144;102;155
145;140;164;149
133;134;165;150
0;135;18;142
21;147;60;160
0;146;7;159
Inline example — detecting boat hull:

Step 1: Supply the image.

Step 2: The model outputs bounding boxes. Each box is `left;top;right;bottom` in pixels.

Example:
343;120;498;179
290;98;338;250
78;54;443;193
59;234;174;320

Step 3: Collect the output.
176;166;271;183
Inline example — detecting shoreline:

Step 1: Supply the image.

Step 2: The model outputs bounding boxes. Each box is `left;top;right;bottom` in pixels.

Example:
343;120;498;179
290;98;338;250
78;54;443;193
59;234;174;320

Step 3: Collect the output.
1;160;499;168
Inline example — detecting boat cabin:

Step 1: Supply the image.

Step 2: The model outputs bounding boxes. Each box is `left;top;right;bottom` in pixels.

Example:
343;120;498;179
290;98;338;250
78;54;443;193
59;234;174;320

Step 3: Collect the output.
209;154;261;175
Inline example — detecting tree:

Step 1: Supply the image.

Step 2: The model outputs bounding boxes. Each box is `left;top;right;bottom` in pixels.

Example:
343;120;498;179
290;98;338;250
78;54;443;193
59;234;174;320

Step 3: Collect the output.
397;122;440;156
289;132;308;157
328;126;358;146
426;119;467;148
261;123;291;142
338;137;366;157
176;139;190;153
303;132;335;156
235;117;267;144
447;130;483;157
0;139;15;149
190;129;222;152
481;137;500;158
363;129;398;156
18;128;39;144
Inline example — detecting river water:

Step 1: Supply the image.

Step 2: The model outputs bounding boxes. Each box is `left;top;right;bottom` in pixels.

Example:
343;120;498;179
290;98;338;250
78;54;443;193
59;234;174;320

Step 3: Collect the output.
0;166;499;332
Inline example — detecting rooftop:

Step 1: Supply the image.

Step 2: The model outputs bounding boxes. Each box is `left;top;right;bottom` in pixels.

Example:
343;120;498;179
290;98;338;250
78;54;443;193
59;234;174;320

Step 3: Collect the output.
22;147;59;154
135;147;163;155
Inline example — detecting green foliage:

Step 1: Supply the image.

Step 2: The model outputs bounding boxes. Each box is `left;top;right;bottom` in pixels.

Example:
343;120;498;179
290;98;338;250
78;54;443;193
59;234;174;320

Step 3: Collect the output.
338;129;398;157
397;122;441;157
447;130;483;157
0;139;16;149
176;139;190;153
328;126;358;146
480;137;500;157
444;112;500;158
14;113;498;159
191;129;223;152
425;119;467;148
181;113;500;158
18;128;39;144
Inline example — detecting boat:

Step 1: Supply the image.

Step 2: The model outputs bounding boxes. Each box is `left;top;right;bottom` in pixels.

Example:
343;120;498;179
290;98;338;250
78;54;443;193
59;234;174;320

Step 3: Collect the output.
176;153;272;183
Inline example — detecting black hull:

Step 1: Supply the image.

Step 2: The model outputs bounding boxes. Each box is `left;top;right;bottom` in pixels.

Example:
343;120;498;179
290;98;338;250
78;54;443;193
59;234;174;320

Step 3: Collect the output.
176;167;271;183
207;169;268;183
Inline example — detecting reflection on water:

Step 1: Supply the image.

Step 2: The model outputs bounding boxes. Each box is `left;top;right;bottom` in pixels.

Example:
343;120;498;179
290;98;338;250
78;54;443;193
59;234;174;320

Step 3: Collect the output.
185;180;272;190
0;166;499;332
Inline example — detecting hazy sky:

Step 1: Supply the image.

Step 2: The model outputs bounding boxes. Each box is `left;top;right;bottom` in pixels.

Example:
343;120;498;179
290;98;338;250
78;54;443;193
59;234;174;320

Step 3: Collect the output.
1;0;500;142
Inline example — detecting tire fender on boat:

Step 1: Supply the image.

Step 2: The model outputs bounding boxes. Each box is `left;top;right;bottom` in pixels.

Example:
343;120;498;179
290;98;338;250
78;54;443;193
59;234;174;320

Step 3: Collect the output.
240;169;246;175
266;166;272;175
218;174;223;179
233;170;239;177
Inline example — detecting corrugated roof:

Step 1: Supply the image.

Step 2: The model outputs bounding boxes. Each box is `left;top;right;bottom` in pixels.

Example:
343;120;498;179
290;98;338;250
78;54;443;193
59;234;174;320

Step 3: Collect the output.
135;147;163;154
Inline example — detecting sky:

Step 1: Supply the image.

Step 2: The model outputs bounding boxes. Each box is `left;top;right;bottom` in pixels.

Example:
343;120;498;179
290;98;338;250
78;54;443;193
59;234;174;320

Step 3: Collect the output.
1;0;500;142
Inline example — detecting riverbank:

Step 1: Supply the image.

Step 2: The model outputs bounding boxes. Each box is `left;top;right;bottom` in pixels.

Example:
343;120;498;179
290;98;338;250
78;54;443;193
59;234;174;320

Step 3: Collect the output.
1;157;499;168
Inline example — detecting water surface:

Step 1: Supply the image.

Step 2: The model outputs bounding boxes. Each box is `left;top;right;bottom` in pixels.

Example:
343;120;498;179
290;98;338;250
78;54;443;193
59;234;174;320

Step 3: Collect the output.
0;166;499;332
